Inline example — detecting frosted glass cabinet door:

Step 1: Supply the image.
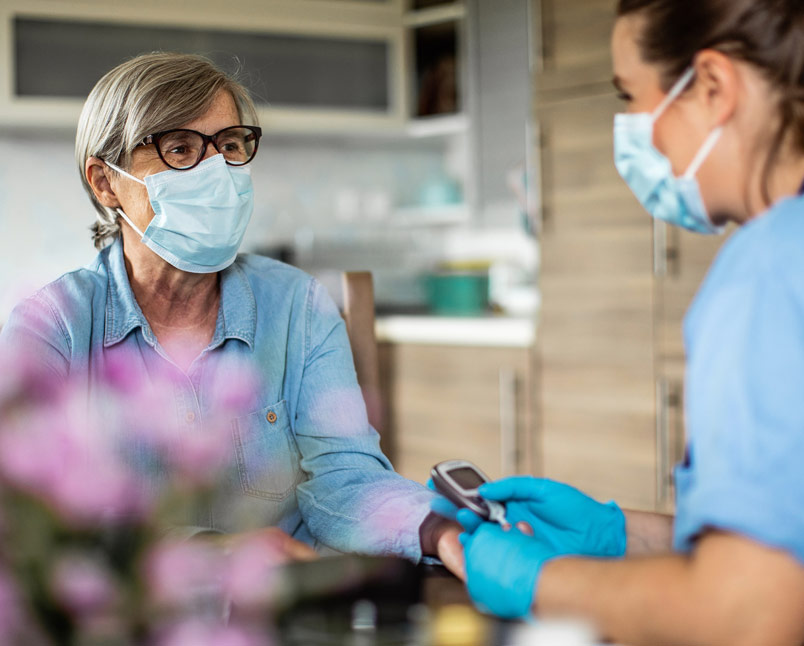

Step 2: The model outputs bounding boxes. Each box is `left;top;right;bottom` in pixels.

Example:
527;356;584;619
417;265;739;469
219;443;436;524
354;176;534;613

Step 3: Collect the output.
14;17;390;112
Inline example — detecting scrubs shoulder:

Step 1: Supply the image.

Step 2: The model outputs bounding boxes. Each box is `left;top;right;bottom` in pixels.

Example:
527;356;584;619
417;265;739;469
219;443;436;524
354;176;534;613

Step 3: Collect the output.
0;238;434;560
674;194;804;564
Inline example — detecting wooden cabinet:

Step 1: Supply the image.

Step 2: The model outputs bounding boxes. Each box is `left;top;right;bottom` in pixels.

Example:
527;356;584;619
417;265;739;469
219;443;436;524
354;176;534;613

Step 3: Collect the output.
535;0;616;97
0;0;408;133
537;90;657;511
652;223;731;509
379;342;535;484
533;2;727;512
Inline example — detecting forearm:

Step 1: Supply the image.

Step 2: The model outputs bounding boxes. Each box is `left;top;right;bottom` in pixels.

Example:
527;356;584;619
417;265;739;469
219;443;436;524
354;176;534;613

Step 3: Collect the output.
537;554;707;646
535;535;804;646
623;509;674;555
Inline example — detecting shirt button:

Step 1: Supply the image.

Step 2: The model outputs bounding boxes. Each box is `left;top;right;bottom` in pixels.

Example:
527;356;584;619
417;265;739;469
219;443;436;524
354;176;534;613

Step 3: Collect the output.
266;411;277;424
186;411;196;424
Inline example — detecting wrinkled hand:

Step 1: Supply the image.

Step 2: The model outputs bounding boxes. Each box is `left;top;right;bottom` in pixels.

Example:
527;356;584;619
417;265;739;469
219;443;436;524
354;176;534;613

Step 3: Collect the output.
460;522;557;620
435;523;465;580
208;527;318;564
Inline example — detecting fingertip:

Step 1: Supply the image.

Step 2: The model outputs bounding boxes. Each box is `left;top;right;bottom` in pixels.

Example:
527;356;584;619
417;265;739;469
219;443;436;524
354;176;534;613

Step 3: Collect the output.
429;497;459;520
456;508;482;533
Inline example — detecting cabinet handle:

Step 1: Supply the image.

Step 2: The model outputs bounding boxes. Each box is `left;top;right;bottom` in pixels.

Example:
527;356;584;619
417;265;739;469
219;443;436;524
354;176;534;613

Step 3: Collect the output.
537;0;554;72
537;124;552;234
655;377;671;508
656;377;682;509
653;220;680;277
499;369;518;476
653;220;667;277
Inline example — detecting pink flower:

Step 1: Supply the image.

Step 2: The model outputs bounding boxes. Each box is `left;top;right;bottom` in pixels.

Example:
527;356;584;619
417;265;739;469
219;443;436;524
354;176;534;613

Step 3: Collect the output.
0;400;149;525
50;553;119;619
223;536;283;608
167;426;233;487
101;358;247;487
152;619;270;646
144;540;226;608
208;359;260;415
0;568;21;641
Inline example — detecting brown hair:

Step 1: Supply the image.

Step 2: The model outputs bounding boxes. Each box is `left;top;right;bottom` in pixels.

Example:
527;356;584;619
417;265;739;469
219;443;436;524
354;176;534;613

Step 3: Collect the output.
617;0;804;204
76;52;259;250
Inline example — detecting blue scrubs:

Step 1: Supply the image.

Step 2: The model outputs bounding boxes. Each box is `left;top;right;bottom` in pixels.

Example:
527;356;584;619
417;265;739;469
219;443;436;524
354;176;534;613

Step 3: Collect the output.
673;192;804;564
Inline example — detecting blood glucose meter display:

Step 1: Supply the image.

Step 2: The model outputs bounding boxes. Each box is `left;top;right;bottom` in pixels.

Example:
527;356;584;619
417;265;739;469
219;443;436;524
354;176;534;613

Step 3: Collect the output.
449;467;486;489
431;460;510;528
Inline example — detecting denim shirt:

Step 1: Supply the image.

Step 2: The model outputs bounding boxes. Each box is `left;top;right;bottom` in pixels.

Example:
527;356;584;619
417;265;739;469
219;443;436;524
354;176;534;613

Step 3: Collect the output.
0;238;434;560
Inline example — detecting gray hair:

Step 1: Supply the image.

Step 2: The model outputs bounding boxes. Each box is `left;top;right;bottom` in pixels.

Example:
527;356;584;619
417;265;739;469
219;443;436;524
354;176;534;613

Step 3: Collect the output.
75;52;259;250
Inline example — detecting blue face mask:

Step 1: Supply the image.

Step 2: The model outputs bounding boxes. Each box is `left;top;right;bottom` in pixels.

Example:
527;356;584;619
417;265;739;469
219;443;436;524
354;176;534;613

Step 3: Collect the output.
614;67;725;235
106;154;254;273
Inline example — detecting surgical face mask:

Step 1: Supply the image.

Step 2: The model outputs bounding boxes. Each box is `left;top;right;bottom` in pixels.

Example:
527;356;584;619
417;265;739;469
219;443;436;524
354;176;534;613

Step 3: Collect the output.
614;67;725;235
105;154;254;273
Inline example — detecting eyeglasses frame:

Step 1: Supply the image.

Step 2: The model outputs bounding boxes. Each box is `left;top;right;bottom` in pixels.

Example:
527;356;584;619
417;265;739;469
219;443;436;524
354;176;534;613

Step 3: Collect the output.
135;125;263;171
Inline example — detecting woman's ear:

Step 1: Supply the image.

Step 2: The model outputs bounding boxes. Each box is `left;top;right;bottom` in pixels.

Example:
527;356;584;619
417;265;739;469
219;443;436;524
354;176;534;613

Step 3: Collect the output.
85;157;121;209
694;49;739;128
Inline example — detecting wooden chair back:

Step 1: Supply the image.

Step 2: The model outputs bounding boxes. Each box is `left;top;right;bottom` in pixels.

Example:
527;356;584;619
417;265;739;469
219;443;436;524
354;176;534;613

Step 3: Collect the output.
341;272;383;432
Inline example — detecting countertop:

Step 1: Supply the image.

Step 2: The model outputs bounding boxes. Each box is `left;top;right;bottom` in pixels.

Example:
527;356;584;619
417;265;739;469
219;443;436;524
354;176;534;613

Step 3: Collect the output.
375;314;535;348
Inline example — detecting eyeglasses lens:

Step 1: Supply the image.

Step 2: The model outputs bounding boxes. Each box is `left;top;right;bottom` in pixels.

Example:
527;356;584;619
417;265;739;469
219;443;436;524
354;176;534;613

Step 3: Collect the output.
158;127;258;170
214;127;257;166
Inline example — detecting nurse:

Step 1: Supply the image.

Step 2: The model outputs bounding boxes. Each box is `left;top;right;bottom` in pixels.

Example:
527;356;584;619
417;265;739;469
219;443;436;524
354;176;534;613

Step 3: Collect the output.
438;1;804;643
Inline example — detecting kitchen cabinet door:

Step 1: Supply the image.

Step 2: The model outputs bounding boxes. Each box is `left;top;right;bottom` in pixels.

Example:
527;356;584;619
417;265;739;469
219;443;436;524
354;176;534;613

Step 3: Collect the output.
379;343;535;484
537;90;658;511
1;1;406;132
535;0;617;99
653;223;733;371
652;223;732;510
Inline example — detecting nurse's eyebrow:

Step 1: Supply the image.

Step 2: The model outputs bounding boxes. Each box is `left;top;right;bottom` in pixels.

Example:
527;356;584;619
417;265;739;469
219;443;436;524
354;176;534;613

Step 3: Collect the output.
612;76;626;93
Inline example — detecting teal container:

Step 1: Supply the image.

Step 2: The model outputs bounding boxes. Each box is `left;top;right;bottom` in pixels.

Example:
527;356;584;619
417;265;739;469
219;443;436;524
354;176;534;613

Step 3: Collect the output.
424;272;490;316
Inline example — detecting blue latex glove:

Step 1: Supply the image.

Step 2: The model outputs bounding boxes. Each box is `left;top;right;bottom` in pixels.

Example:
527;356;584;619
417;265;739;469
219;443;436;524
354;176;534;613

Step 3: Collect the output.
459;521;560;619
429;476;626;558
427;478;464;520
479;477;627;558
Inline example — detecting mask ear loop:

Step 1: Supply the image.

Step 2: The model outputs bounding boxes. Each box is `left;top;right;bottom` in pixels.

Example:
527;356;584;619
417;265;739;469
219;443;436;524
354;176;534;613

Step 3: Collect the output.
683;127;723;179
104;160;146;186
115;207;145;238
651;66;697;121
104;160;148;238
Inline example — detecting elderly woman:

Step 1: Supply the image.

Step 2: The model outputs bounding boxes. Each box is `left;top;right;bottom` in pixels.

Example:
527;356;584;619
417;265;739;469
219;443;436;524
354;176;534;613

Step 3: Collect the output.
0;52;461;569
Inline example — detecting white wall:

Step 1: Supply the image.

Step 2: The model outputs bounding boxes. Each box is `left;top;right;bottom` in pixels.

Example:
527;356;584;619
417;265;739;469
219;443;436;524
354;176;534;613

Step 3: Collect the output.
0;132;96;321
0;130;448;322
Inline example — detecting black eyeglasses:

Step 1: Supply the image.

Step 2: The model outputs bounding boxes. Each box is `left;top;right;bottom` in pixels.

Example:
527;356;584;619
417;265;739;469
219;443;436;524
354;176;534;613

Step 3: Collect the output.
136;125;262;171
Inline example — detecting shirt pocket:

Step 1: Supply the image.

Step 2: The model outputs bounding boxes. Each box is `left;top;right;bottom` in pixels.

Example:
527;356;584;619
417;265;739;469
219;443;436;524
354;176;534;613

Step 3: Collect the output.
232;400;302;501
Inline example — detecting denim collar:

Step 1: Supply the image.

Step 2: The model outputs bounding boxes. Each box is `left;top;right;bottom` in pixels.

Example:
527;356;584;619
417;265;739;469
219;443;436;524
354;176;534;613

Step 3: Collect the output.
103;237;256;350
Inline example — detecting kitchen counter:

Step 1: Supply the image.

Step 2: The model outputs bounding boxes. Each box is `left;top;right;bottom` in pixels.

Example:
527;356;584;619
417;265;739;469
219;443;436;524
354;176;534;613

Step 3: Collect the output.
375;314;535;348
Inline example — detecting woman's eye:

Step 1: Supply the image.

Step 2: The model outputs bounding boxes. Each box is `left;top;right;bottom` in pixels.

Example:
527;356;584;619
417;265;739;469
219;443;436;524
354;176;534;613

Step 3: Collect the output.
617;91;633;103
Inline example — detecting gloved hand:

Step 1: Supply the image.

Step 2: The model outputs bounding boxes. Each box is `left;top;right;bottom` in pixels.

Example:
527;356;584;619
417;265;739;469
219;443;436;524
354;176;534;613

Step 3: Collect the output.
429;476;626;558
459;521;560;619
478;477;627;558
427;478;464;519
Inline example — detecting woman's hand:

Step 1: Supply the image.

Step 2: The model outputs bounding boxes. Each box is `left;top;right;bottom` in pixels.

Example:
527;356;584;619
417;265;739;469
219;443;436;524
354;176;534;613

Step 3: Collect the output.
207;527;318;564
435;523;465;580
